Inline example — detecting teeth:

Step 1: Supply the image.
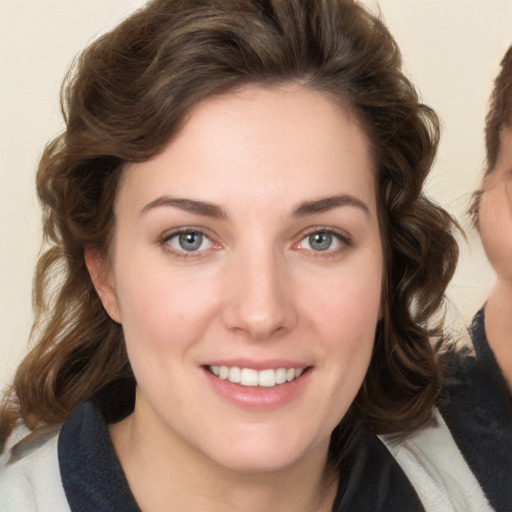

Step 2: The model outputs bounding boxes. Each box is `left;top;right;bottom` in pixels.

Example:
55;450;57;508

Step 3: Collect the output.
228;366;241;383
258;369;275;387
275;368;287;384
240;368;259;386
208;365;305;387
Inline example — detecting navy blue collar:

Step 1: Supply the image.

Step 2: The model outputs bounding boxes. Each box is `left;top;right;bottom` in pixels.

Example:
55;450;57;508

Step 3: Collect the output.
333;426;424;511
58;402;140;512
58;401;424;512
440;307;512;512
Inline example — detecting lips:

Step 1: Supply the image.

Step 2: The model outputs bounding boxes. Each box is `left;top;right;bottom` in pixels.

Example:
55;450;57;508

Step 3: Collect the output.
203;361;312;410
208;365;305;387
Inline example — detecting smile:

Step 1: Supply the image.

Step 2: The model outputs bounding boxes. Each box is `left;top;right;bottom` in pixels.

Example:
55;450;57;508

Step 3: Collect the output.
207;365;305;388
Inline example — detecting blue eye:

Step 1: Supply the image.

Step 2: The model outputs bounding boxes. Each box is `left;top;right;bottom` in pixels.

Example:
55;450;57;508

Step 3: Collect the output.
167;231;213;252
298;230;348;253
307;232;333;251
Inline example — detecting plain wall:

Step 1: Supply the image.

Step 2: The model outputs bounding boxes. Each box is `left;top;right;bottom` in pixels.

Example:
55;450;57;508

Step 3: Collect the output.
0;0;511;390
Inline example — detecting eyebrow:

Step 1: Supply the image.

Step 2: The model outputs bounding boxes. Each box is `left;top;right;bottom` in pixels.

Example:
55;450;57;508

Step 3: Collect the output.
140;194;369;219
292;194;370;217
140;197;228;219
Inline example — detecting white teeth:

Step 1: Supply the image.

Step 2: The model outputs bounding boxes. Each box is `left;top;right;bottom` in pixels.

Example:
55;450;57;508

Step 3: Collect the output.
208;365;306;387
275;367;287;384
258;369;276;387
219;366;229;380
228;366;241;383
240;368;259;386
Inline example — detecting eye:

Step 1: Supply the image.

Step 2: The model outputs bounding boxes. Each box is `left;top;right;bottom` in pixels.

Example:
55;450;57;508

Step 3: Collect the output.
165;230;214;253
304;232;335;251
296;229;350;253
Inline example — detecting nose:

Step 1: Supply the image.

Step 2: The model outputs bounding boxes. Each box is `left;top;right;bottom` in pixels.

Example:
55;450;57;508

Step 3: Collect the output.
221;249;298;341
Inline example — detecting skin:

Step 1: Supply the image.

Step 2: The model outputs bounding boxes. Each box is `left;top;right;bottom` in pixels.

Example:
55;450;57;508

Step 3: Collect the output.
479;122;512;390
87;84;383;512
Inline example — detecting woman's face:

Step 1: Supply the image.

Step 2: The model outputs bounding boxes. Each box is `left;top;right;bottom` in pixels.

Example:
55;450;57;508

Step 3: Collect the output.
479;123;512;281
92;84;383;473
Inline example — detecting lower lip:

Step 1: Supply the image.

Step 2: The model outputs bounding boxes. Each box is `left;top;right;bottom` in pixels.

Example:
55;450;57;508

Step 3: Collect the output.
203;368;311;411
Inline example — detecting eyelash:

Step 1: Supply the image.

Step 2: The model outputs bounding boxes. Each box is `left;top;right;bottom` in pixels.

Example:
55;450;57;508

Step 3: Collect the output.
158;226;352;259
294;227;352;257
158;227;218;259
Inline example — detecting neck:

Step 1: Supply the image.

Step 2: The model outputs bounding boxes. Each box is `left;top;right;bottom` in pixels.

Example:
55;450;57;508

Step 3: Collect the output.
484;279;512;391
109;403;338;512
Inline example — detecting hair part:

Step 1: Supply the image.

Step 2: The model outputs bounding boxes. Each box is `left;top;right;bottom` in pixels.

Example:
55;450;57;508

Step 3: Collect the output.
1;0;458;462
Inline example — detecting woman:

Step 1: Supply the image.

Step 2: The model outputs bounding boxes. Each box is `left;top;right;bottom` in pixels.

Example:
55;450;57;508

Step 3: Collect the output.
441;45;512;512
0;1;491;510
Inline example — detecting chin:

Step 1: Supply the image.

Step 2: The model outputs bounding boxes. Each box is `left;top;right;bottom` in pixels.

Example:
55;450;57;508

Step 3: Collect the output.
200;427;329;474
211;449;306;474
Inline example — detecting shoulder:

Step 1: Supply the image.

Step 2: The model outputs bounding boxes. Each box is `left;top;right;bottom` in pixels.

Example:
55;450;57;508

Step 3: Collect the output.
381;411;494;512
0;427;70;512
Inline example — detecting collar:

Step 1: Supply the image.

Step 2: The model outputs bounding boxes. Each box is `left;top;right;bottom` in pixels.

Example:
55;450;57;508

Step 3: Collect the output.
58;402;424;512
440;306;512;512
58;402;140;512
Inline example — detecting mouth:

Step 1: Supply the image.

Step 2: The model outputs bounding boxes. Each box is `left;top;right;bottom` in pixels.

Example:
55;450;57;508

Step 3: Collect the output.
206;365;307;388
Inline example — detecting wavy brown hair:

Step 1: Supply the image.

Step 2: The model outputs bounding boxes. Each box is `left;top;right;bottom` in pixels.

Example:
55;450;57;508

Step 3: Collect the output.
470;44;512;225
1;0;458;459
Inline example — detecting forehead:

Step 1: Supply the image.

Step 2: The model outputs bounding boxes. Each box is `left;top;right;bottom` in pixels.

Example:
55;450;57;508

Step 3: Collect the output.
117;84;377;215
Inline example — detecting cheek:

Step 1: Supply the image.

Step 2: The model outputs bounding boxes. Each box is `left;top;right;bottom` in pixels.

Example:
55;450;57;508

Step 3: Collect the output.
479;185;512;279
112;258;222;351
304;254;382;353
306;267;381;424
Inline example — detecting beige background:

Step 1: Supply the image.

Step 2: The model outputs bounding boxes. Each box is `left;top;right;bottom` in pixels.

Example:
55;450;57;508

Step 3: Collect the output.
1;0;511;390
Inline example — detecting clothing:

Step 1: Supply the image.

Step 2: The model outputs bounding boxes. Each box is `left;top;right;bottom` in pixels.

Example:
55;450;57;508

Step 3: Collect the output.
0;429;68;511
440;307;512;512
0;400;493;512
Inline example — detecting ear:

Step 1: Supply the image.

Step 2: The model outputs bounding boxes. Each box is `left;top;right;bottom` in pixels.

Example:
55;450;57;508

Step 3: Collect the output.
84;248;121;323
